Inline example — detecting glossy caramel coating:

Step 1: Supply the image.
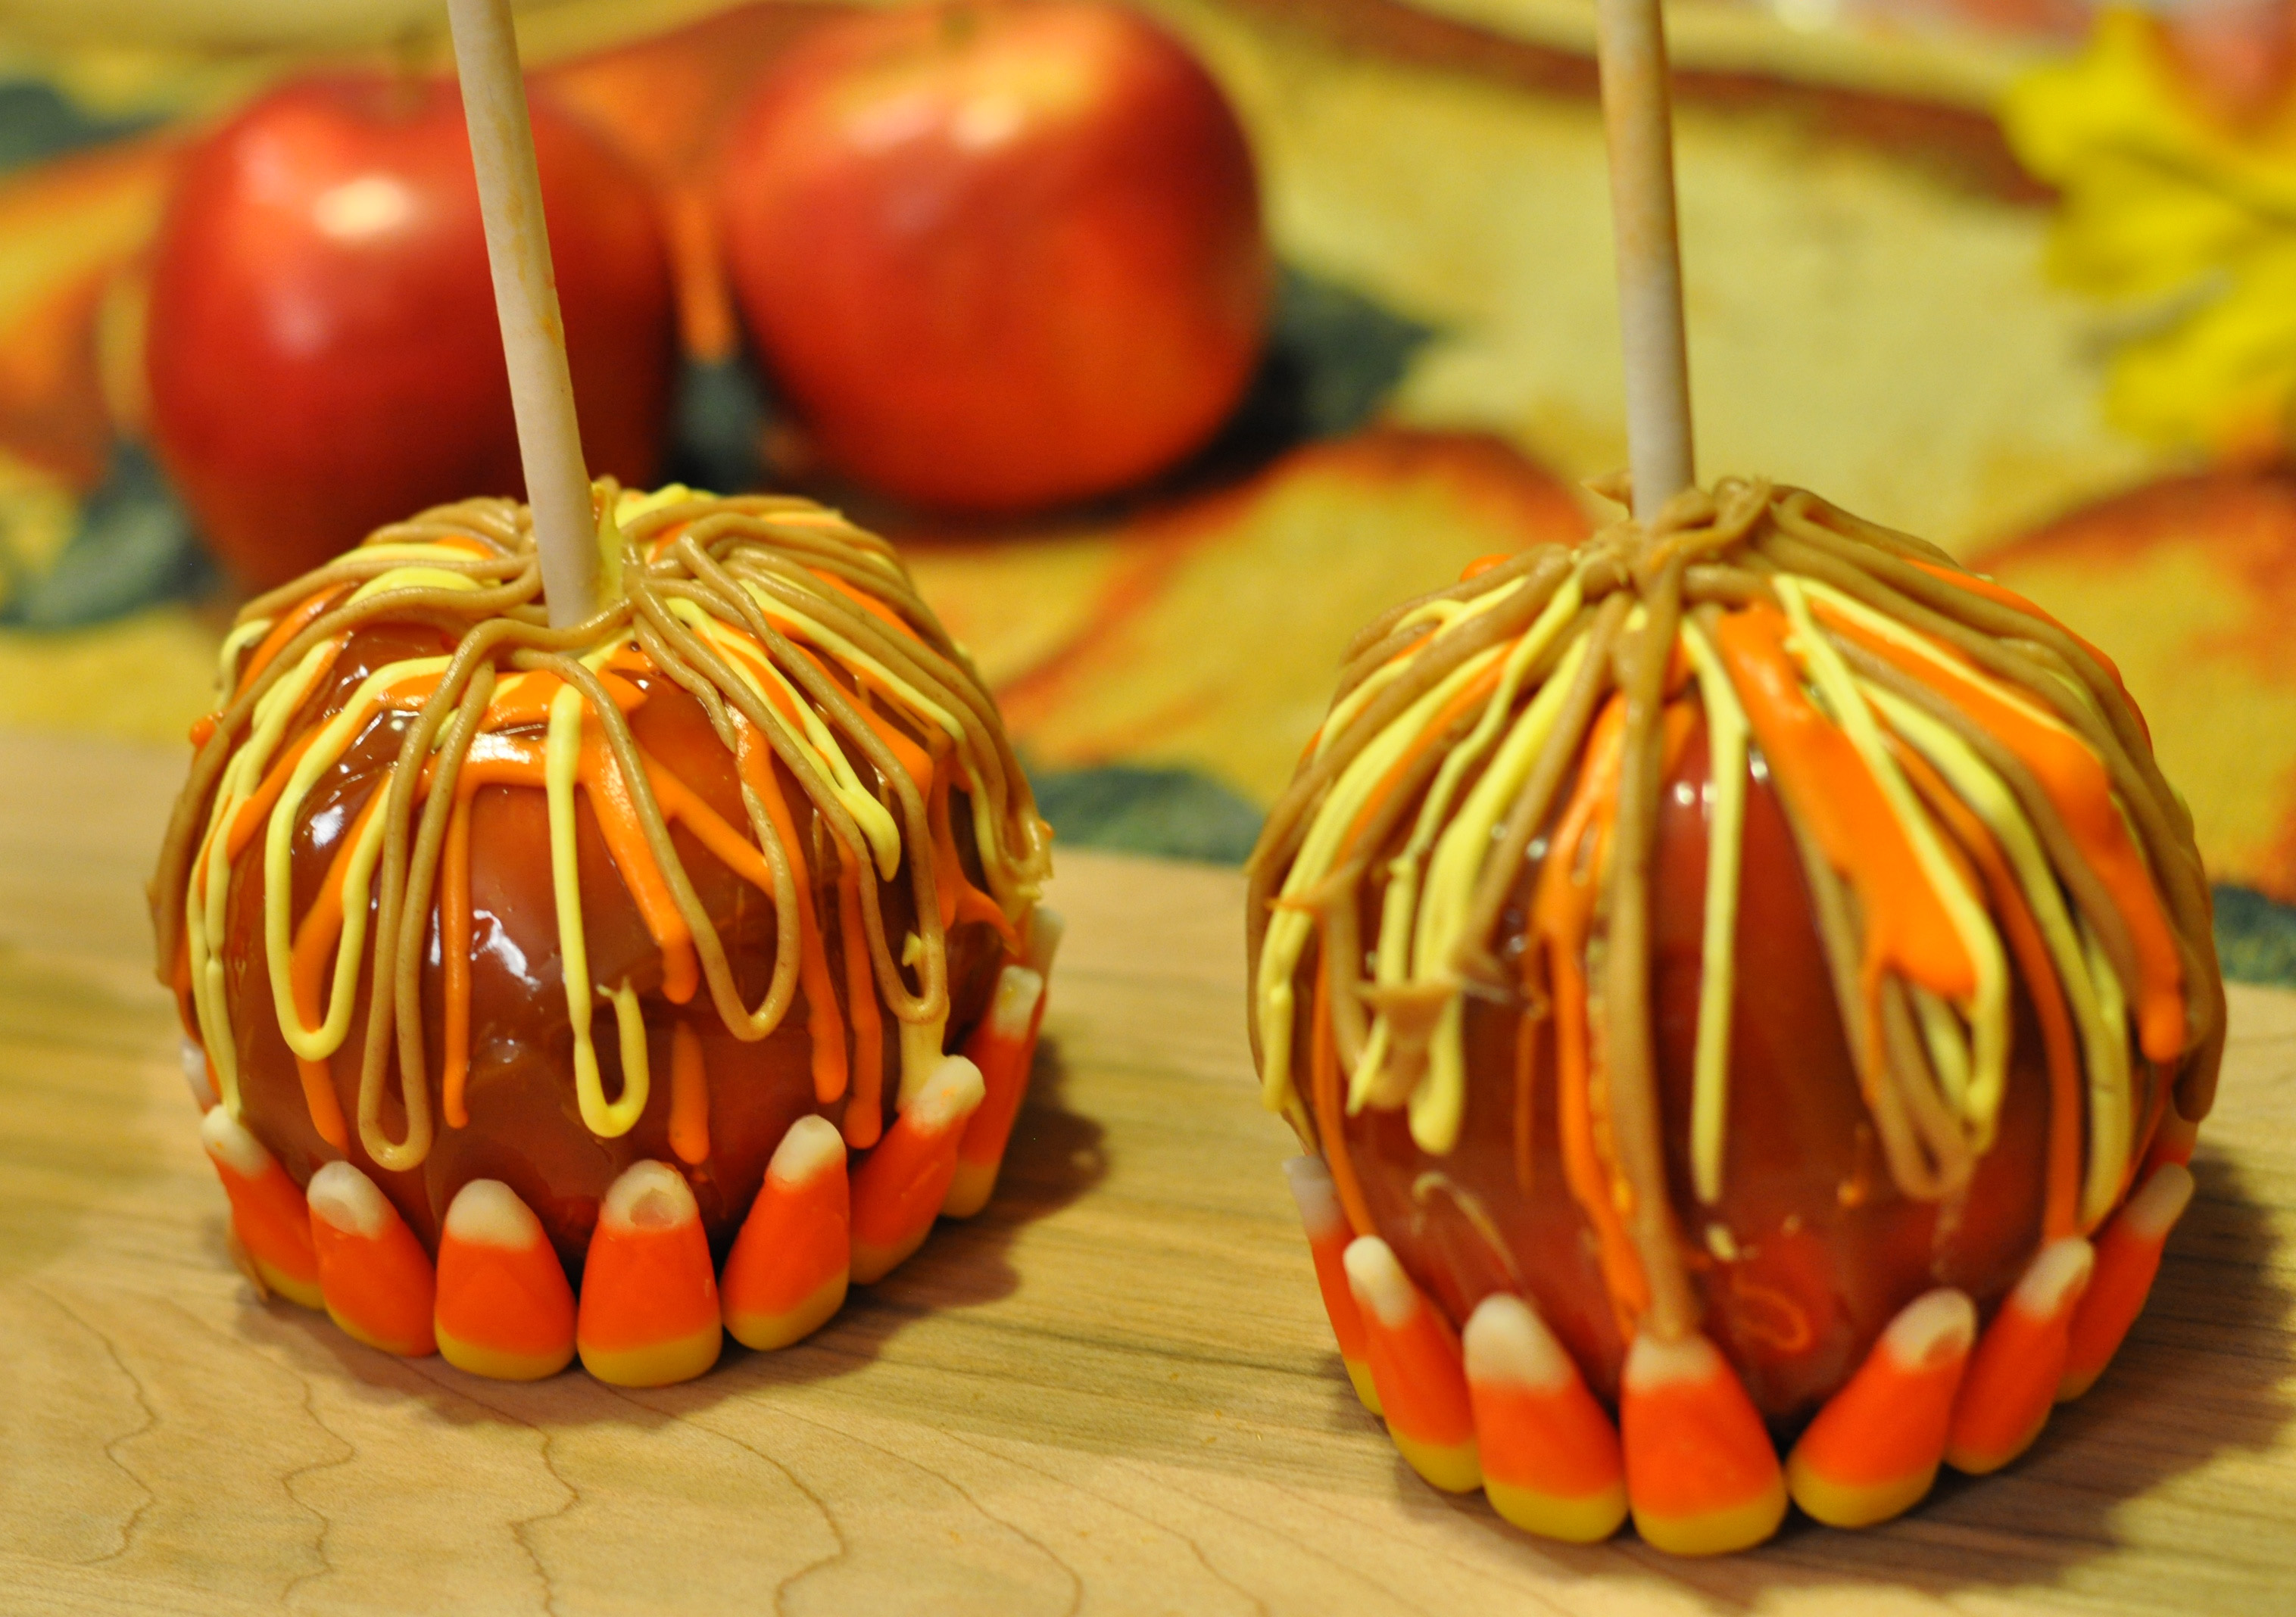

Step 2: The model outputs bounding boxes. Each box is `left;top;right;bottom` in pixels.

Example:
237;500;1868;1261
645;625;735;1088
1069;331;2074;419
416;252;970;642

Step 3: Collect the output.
219;624;1004;1271
1317;717;2048;1425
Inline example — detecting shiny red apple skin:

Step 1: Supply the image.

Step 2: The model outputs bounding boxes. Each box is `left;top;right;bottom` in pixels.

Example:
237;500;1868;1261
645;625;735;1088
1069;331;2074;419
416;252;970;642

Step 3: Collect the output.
717;0;1270;514
145;74;674;589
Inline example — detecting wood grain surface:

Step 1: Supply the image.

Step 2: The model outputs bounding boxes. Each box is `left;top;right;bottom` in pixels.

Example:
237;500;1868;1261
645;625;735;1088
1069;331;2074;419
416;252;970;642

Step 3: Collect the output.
2;726;2290;1616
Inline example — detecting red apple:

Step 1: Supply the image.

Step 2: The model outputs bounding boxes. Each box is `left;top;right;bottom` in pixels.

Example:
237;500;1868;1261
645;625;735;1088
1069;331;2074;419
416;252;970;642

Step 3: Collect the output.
717;0;1269;514
145;74;675;589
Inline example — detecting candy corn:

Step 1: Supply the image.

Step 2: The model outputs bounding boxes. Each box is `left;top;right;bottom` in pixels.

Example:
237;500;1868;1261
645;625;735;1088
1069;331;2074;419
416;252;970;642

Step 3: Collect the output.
1343;1235;1480;1494
307;1161;436;1357
1283;1155;1379;1413
2059;1163;2194;1402
434;1179;577;1382
181;1036;217;1112
943;964;1045;1219
1023;904;1065;980
199;1107;323;1309
850;1055;985;1284
1463;1293;1627;1542
1620;1330;1786;1556
576;1161;723;1387
1945;1236;2094;1475
722;1116;851;1351
1786;1288;1975;1528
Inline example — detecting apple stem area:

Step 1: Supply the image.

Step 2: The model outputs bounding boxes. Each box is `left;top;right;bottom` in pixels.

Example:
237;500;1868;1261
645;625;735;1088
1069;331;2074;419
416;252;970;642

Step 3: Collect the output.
445;0;600;627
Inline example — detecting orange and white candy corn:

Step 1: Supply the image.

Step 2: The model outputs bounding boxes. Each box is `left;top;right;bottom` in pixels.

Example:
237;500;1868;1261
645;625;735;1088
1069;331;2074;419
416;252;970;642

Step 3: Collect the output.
851;1054;985;1283
1343;1235;1480;1494
307;1161;436;1357
1463;1294;1627;1542
2060;1163;2194;1402
1620;1330;1787;1555
944;964;1046;1219
576;1161;723;1387
181;1036;218;1112
1787;1288;1975;1528
200;1107;323;1309
722;1116;851;1351
1283;1156;1379;1413
1945;1236;2093;1475
434;1179;577;1382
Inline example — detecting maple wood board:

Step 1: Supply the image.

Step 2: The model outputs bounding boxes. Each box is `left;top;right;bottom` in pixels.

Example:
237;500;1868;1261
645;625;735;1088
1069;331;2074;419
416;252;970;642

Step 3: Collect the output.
1;725;2291;1617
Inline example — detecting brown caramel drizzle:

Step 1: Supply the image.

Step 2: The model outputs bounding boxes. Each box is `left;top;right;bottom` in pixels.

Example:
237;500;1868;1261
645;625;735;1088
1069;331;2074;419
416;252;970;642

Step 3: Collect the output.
1246;479;2221;1345
153;484;1050;1172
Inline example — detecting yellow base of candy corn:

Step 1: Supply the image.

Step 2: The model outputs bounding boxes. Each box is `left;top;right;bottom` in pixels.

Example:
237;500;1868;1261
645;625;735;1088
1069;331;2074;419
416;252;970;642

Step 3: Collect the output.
1390;1427;1481;1494
1344;1356;1383;1416
325;1304;435;1360
852;1224;934;1285
579;1323;724;1388
2055;1361;2107;1404
1630;1477;1788;1556
1485;1477;1628;1543
1786;1455;1936;1529
436;1323;575;1382
725;1273;848;1352
942;1158;999;1220
1945;1411;2049;1478
254;1256;325;1313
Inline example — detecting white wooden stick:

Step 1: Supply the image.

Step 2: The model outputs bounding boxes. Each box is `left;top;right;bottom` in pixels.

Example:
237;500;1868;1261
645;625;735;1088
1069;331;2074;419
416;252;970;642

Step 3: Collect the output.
1595;0;1695;519
447;0;599;627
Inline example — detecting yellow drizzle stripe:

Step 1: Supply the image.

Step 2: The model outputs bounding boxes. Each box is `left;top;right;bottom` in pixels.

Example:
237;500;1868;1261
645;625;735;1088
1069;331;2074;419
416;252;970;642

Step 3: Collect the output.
1859;684;2117;1159
1403;604;1597;1154
1778;578;2007;1137
547;684;645;1139
736;581;967;752
263;656;451;1061
669;599;903;878
213;615;273;699
1257;628;1519;1112
1680;619;1749;1206
188;636;342;1113
2079;919;2134;1226
1312;583;1521;764
1349;606;1560;1112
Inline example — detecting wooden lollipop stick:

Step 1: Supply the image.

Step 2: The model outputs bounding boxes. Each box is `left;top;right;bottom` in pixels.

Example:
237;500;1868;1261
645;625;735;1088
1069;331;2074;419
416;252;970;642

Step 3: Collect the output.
1595;0;1695;519
447;0;600;627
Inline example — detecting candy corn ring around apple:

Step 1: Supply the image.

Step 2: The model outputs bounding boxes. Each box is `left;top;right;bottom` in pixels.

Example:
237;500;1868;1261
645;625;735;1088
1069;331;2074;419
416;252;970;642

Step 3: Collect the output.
1248;478;2219;1553
158;479;1059;1385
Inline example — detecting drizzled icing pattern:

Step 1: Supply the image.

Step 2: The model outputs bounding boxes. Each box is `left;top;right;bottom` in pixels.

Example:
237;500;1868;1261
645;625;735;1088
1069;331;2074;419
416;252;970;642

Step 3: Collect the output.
153;483;1051;1173
1246;478;2222;1344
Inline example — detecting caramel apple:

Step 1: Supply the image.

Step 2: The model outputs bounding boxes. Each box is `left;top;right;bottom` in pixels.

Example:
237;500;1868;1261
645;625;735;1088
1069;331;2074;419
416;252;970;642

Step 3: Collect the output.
154;484;1056;1385
1248;479;2220;1550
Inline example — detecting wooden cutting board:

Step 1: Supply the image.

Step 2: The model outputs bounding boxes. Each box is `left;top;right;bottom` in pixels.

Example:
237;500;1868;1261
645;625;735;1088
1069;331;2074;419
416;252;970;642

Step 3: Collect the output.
2;725;2289;1617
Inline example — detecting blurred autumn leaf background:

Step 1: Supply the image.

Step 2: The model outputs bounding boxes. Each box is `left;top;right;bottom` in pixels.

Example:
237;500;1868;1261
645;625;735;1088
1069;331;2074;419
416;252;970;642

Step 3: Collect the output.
6;0;2296;978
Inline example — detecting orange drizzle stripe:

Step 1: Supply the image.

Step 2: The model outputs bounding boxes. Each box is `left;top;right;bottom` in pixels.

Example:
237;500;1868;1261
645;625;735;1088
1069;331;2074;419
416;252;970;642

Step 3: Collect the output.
814;568;925;646
835;852;884;1148
228;727;323;859
579;734;699;1006
1341;656;1507;853
1714;605;1977;1003
1889;736;2085;1242
1309;966;1377;1238
1907;559;2140;736
643;751;778;896
233;588;344;701
669;1020;710;1167
441;791;474;1129
1817;605;2184;1059
284;781;388;1151
1533;695;1650;1328
734;715;847;1108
